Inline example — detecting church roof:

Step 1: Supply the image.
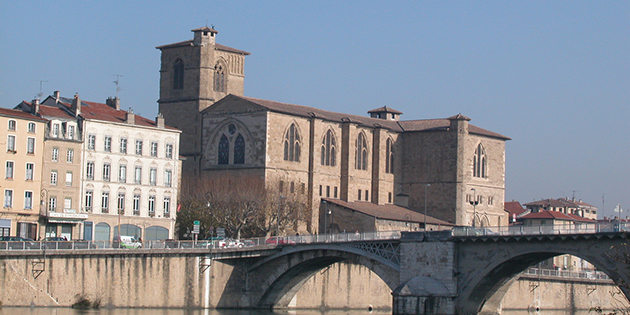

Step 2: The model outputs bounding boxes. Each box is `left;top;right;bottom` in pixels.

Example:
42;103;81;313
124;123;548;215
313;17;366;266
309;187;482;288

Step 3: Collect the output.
368;106;403;114
192;26;218;34
322;198;455;226
210;95;511;140
156;40;250;55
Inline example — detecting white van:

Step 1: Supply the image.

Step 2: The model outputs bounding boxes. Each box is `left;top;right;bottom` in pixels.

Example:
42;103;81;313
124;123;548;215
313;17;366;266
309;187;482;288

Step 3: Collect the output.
116;236;142;249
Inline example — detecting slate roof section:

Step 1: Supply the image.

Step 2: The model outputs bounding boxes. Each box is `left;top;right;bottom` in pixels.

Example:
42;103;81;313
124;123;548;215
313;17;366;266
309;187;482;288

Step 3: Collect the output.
368;106;403;115
321;198;455;226
0;107;48;122
211;94;511;140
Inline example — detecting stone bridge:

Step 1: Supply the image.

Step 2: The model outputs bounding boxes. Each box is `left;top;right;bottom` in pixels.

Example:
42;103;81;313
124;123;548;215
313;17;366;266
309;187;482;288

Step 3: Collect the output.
0;231;628;314
210;231;630;314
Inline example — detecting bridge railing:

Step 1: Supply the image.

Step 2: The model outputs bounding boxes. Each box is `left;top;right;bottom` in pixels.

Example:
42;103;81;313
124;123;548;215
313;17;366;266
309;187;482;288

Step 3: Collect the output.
523;267;611;281
452;221;630;237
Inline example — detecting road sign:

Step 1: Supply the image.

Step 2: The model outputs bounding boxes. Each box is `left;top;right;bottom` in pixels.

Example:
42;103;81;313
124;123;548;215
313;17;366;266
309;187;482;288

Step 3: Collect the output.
193;221;200;234
216;228;225;238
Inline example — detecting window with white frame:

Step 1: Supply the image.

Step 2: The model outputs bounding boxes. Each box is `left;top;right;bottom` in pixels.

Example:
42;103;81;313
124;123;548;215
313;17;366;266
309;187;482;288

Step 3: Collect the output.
67;125;75;139
163;196;171;218
164;169;172;187
148;195;155;216
52;123;60;137
52;147;59;161
165;143;173;159
117;192;125;214
66;149;74;163
134;166;142;184
25;163;34;180
85;190;93;211
24;191;33;209
120;138;127;154
135;140;143;155
8;120;16;131
5;161;14;179
101;192;109;213
119;165;127;183
88;134;95;150
103;163;111;182
27;137;35;154
4;190;13;208
65;171;73;186
133;194;141;215
150;141;158;157
149;168;157;186
50;170;58;185
7;135;15;152
104;136;112;152
28;122;35;133
49;196;57;212
86;162;94;180
64;197;72;211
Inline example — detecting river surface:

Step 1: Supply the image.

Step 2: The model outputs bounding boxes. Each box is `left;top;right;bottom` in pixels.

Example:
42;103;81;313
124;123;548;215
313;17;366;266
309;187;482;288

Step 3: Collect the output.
0;307;600;315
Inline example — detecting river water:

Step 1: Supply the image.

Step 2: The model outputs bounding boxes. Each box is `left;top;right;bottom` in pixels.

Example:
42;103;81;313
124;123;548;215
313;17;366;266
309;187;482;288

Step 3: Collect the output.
0;307;599;315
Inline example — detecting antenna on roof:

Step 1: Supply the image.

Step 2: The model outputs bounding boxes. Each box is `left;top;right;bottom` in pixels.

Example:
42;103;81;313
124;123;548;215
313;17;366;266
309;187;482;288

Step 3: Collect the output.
112;74;124;98
34;80;48;99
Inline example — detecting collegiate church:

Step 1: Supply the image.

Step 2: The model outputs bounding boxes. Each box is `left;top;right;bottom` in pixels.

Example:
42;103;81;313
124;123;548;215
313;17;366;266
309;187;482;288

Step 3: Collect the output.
157;27;510;233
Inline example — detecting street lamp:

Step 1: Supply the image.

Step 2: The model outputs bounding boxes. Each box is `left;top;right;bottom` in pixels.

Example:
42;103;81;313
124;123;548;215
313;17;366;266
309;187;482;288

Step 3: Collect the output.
470;188;479;227
424;184;430;233
322;200;328;235
277;195;284;245
40;188;48;239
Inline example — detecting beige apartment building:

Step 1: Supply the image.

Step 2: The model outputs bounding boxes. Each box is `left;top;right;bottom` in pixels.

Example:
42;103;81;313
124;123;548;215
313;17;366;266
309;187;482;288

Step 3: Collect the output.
0;108;47;239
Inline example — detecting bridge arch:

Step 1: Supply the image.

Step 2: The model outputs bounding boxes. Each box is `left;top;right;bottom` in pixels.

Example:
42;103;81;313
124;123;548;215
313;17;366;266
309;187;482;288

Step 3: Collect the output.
247;244;401;309
456;234;630;314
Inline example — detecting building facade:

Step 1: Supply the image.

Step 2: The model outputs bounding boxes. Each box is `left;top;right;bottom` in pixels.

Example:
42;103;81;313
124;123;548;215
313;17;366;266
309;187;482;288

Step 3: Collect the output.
158;27;510;234
15;92;182;241
0;108;47;239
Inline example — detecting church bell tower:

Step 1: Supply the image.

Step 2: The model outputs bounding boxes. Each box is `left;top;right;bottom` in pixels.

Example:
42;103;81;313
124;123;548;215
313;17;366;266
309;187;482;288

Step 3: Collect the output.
156;27;250;175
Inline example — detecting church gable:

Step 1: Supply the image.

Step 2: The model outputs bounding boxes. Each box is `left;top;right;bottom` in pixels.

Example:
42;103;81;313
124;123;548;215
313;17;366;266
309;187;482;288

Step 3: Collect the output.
201;94;268;116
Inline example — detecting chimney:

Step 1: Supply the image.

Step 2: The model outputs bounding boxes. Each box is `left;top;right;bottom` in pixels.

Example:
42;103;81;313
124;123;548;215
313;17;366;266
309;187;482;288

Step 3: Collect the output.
71;93;81;117
394;193;409;208
106;97;120;110
156;113;165;128
31;99;40;114
126;108;135;125
54;91;60;103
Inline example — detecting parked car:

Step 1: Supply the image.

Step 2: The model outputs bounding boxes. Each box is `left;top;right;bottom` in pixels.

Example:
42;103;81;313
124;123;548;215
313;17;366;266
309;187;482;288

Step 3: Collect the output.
113;235;142;249
0;236;39;249
72;239;98;249
265;237;295;245
218;238;244;248
42;237;72;249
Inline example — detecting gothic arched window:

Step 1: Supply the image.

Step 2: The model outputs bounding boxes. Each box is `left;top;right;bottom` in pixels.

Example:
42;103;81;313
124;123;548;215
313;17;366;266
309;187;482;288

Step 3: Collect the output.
356;132;368;170
173;59;184;90
386;138;394;174
473;143;487;178
213;62;226;92
218;135;229;165
283;124;301;162
234;134;245;164
321;129;337;166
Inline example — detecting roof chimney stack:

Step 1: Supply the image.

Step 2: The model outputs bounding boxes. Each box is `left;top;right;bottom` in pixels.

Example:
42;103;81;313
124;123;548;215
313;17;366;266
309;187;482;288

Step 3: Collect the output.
71;93;81;117
126;108;135;125
106;97;120;110
156;113;165;128
54;91;60;103
31;99;40;114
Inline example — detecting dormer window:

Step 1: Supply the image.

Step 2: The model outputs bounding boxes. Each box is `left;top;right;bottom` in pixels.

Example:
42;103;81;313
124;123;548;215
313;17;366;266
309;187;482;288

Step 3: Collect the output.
67;124;75;140
52;123;60;137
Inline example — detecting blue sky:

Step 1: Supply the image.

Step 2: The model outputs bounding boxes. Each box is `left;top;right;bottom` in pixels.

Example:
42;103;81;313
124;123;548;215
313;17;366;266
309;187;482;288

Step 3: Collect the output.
1;1;628;218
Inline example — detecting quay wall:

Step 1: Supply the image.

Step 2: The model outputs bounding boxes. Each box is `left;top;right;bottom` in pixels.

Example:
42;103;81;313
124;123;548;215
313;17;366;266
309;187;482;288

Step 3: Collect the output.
0;250;627;312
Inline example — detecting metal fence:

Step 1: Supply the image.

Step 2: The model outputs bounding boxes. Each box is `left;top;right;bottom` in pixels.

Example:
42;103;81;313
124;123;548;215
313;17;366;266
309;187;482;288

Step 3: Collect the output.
451;221;630;237
523;267;611;281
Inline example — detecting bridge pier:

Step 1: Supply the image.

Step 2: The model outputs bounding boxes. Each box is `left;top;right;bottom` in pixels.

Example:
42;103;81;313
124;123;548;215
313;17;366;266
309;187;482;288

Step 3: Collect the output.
392;232;457;314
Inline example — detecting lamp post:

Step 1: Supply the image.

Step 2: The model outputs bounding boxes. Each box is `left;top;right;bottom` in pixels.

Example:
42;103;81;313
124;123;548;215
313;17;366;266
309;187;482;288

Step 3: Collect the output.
277;195;284;245
424;184;430;233
40;188;48;239
322;200;327;235
470;188;479;227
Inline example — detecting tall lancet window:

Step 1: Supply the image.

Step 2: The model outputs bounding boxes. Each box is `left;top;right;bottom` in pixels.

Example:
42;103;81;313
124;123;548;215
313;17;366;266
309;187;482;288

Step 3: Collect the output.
321;129;337;166
473;143;487;178
173;59;184;90
234;134;245;164
283;124;301;162
218;135;229;165
356;132;368;170
214;62;226;92
386;138;394;174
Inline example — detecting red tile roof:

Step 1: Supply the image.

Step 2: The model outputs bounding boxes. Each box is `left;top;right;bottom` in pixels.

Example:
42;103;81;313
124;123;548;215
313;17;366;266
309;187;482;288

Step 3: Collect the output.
519;210;595;223
322;198;454;226
504;201;527;217
0;107;48;122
